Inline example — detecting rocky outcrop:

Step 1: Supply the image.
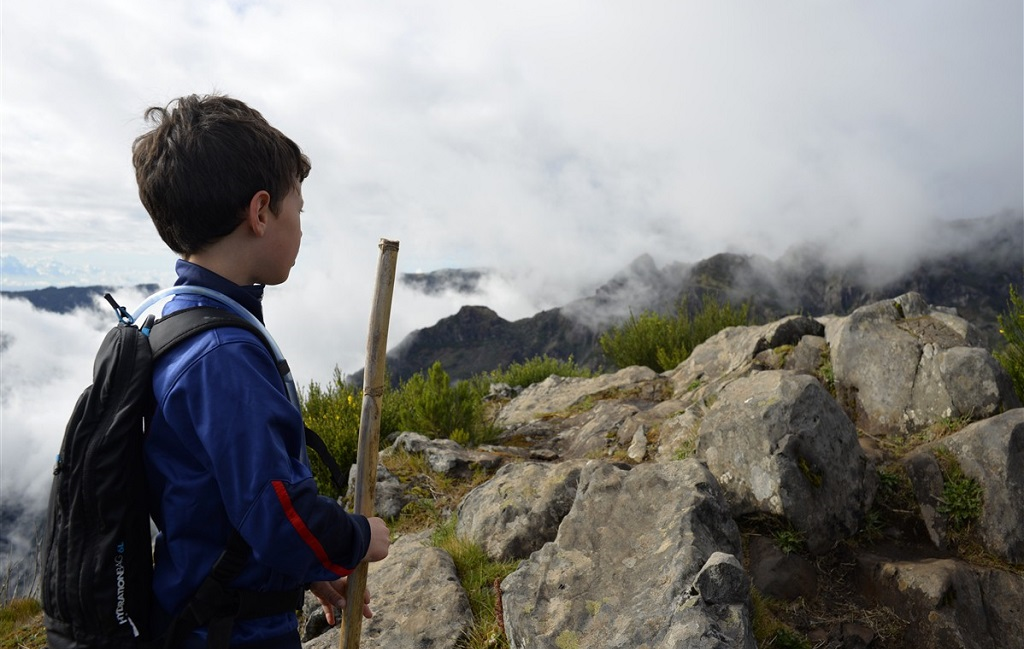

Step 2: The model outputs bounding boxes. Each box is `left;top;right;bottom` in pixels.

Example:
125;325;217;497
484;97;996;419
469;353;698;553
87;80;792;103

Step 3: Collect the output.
456;460;587;562
302;292;1024;649
501;460;754;649
696;371;877;554
826;292;1019;435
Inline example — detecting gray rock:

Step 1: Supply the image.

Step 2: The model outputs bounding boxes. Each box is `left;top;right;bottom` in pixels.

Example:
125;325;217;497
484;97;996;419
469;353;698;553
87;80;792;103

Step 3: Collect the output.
455;460;587;561
696;371;877;553
783;334;829;375
827;292;1019;434
553;400;639;459
386;431;504;479
345;464;410;520
501;460;755;649
654;406;703;462
303;532;474;649
903;408;1024;563
665;315;824;399
496;366;660;427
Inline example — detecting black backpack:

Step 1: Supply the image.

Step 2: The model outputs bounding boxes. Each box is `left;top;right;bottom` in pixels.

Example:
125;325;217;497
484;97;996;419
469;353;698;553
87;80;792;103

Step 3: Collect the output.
41;294;347;649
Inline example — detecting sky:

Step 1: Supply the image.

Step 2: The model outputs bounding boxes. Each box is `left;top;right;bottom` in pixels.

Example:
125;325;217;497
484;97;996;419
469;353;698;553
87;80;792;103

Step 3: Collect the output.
0;0;1022;588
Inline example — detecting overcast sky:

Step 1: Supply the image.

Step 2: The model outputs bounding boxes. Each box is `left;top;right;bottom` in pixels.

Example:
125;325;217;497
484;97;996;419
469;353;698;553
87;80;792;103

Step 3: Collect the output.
0;2;1022;568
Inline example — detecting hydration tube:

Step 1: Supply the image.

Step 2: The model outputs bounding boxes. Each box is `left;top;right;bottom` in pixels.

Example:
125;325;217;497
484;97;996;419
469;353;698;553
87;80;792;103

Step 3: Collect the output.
130;286;301;410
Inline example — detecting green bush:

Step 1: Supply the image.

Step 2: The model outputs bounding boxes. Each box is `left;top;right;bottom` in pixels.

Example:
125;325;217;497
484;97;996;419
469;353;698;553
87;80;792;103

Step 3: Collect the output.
995;285;1024;403
300;369;362;499
395;362;494;445
485;354;594;389
599;295;751;372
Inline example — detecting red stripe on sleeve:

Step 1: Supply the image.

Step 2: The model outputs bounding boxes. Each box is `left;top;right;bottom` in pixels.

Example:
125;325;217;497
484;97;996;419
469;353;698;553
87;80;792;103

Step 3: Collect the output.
271;480;351;577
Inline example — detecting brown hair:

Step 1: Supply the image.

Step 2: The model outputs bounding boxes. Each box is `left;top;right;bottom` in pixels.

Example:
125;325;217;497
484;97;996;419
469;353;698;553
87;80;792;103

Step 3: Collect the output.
132;94;311;255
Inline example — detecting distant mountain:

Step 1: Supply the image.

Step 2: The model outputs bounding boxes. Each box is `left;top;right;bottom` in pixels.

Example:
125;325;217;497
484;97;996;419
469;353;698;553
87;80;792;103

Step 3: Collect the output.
382;306;600;383
0;284;159;313
390;211;1022;381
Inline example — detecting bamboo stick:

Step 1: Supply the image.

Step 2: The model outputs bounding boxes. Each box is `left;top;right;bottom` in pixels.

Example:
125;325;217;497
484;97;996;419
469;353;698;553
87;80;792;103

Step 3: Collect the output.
340;238;399;649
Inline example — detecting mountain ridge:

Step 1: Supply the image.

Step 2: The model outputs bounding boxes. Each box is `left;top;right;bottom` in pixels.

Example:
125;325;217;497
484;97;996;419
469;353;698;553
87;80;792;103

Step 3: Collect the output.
385;211;1022;382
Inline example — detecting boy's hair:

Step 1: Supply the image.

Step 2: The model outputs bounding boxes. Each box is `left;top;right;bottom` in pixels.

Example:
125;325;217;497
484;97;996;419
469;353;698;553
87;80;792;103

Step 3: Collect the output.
132;94;311;255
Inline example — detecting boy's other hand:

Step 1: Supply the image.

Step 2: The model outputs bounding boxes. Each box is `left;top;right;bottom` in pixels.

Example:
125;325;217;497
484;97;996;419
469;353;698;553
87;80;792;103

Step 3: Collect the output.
310;577;372;624
366;516;390;562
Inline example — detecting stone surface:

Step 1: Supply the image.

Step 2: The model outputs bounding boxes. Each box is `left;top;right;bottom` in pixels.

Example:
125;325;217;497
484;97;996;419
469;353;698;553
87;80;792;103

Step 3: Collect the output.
501;460;755;649
696;371;877;553
495;366;660;427
455;460;587;561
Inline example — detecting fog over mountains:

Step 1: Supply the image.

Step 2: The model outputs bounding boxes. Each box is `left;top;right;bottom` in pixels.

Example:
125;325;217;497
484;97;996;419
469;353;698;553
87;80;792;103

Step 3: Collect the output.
384;211;1022;382
0;210;1020;600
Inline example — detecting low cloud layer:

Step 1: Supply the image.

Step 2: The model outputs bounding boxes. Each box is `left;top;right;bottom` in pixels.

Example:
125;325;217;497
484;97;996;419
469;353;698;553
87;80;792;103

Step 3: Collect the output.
2;1;1021;299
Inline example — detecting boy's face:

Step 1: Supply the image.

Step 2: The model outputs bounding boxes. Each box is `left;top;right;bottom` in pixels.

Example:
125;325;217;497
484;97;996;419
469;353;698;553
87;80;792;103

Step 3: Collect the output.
261;182;304;285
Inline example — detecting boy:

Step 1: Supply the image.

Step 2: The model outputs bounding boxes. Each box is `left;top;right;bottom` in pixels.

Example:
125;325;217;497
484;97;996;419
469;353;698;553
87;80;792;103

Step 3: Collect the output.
132;94;389;648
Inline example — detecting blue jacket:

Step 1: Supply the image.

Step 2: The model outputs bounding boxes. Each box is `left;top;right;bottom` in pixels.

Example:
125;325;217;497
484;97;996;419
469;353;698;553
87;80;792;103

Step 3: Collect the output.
145;260;370;647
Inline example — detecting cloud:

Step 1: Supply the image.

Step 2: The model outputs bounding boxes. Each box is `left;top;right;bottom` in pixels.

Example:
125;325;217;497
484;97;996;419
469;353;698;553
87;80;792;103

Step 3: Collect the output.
2;1;1020;297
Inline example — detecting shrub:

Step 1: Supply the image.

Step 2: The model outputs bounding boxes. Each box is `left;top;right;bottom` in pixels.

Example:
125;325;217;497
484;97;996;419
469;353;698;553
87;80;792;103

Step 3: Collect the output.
300;368;362;499
395;362;494;445
599;295;751;372
934;448;984;532
485;354;594;389
995;285;1024;403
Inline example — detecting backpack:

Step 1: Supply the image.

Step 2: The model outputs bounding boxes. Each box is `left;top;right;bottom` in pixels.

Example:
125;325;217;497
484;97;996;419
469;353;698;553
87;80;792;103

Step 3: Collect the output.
41;291;348;649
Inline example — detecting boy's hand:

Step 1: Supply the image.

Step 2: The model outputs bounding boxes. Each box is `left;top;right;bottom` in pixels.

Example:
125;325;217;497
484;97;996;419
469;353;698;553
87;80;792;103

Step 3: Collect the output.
310;578;372;624
366;516;390;562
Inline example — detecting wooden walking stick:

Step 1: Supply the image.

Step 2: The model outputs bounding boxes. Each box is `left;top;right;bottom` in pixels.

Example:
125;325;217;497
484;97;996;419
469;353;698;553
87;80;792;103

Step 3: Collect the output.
340;238;399;649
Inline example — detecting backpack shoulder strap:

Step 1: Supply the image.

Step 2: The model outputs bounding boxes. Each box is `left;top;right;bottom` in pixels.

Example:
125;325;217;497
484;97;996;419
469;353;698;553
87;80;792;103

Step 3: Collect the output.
147;306;292;380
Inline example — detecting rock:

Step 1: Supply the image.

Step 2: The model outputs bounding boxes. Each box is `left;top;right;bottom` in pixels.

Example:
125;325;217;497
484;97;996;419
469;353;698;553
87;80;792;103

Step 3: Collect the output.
696;371;877;553
553;400;640;459
665;316;824;398
783;334;829;376
692;552;750;606
455;460;587;561
826;292;1019;434
855;551;1024;649
902;409;1024;563
654;405;703;462
496;366;660;427
303;532;474;649
385;431;504;479
345;464;410;520
501;459;755;649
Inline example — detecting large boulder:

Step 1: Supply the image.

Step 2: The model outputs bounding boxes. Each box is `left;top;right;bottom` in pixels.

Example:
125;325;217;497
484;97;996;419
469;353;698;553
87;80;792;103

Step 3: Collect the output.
303;532;474;649
495;366;661;427
664;315;825;398
455;460;587;561
826;292;1018;434
501;459;755;649
696;370;876;553
901;408;1024;563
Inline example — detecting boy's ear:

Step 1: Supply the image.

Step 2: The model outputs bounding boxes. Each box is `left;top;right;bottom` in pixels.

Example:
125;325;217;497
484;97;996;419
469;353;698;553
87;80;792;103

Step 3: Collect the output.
245;190;273;236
